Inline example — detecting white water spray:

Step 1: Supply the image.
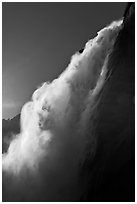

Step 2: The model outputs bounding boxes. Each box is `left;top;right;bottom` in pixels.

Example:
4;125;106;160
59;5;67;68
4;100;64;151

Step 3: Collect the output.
3;20;122;201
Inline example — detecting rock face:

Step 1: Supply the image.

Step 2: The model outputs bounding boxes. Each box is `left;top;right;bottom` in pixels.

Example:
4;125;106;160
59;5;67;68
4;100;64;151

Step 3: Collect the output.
80;3;135;201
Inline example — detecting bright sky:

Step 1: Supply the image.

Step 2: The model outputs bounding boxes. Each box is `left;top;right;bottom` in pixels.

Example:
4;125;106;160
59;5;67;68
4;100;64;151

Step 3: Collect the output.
2;2;126;119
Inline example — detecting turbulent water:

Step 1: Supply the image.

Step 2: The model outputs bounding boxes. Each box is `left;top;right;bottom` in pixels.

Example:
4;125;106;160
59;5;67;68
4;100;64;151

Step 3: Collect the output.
2;20;122;201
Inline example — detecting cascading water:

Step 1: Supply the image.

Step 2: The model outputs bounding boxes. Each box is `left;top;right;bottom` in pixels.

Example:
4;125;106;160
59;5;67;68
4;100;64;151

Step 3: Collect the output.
2;20;122;202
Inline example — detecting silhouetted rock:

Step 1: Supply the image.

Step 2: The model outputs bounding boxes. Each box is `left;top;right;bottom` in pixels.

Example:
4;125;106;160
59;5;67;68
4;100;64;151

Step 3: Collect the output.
80;3;135;202
79;48;84;54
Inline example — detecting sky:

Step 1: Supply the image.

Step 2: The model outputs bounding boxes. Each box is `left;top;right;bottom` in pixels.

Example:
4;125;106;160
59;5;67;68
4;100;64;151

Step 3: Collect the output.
2;2;126;119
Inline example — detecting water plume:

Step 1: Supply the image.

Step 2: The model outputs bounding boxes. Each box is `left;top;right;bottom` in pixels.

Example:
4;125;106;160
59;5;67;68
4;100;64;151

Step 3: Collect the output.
2;20;122;201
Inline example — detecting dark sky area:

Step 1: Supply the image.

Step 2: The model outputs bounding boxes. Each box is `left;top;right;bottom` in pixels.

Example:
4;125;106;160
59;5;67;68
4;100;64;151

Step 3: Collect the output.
2;2;126;119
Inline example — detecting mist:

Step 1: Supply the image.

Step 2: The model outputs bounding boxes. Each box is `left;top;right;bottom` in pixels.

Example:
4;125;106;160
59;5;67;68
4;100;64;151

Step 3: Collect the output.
3;20;122;201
